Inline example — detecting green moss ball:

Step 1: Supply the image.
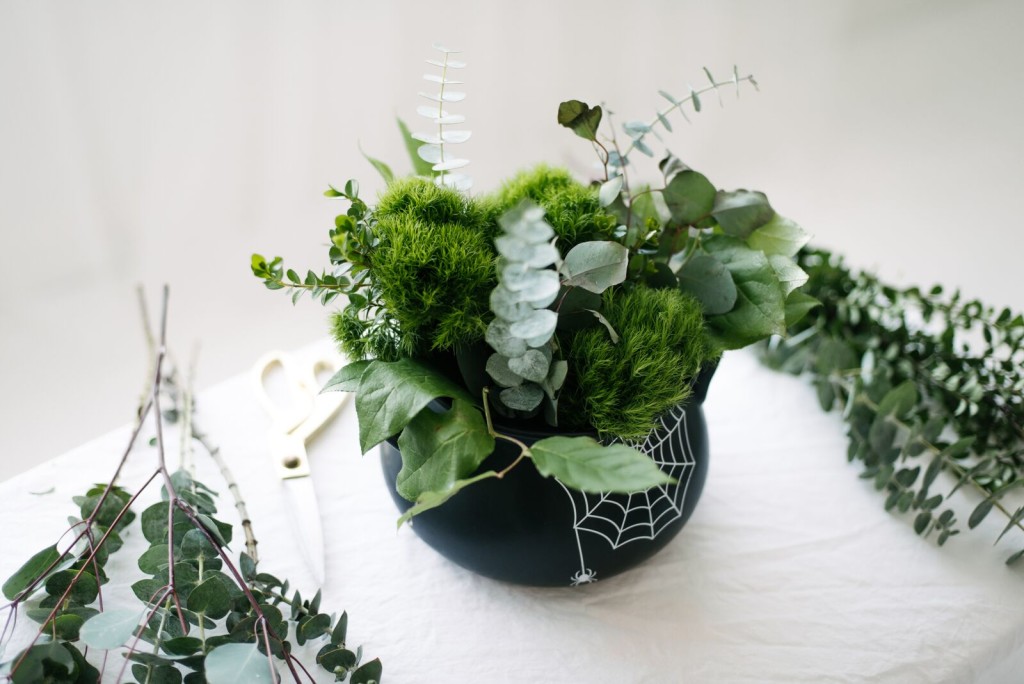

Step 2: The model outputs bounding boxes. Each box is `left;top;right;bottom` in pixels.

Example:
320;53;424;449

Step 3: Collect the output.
561;286;715;439
355;178;496;356
486;165;616;249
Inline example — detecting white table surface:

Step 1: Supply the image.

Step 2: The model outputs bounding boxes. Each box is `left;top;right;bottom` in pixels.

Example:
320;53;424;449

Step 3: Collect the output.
2;343;1023;683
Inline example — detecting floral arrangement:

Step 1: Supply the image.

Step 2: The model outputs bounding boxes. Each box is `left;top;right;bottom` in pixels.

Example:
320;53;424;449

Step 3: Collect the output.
252;44;814;522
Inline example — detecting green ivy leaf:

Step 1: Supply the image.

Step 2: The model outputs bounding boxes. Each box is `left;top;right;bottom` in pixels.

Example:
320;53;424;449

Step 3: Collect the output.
395;400;495;502
703;236;786;349
354;358;474;452
783;290;821;327
529;436;675;493
711;190;774;239
397;470;500;527
322;360;371;393
205;643;277;683
767;254;809;297
556;100;603;141
677;253;738;315
3;545;61;601
662;170;716;225
559;241;629;294
746;213;811;256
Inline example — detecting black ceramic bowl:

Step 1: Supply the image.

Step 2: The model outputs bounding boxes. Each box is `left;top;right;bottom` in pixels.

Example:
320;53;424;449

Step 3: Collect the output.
380;364;716;587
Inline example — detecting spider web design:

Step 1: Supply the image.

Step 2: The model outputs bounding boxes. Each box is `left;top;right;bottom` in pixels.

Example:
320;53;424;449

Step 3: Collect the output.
557;405;695;585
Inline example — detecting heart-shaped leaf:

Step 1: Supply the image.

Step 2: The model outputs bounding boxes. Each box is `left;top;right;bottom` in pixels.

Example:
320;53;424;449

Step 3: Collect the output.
508;309;557;342
485;353;523;388
354;359;475;452
396;400;495;502
508;349;550;384
557;100;603;141
500;383;545;411
485;319;528;358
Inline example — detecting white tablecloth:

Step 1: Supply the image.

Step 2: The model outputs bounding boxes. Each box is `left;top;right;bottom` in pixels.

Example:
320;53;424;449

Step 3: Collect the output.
2;344;1023;683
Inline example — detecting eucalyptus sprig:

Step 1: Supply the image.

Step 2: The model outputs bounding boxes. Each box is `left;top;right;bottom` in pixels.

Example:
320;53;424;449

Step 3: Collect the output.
557;72;815;352
0;289;381;683
762;249;1024;566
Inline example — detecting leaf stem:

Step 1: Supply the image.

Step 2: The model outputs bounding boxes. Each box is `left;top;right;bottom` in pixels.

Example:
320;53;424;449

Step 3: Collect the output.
621;72;758;159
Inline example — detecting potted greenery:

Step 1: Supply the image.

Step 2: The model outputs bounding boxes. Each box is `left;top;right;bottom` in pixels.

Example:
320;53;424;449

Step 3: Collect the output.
252;45;814;586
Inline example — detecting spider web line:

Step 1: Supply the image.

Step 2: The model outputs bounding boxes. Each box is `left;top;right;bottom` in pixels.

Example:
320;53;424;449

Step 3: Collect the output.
557;407;696;559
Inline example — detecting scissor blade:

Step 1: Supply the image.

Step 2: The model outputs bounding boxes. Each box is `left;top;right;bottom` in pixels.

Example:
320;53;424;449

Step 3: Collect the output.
281;477;326;585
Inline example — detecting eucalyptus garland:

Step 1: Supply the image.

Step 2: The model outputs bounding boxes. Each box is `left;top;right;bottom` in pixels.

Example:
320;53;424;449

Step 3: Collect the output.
762;249;1024;565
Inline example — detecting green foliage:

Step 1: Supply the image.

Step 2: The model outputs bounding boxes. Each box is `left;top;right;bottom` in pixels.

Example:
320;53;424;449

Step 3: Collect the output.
252;56;811;526
763;248;1024;566
338;356;477;452
397;399;496;501
486;165;617;248
374;176;487;231
369;178;496;355
485;201;564;418
3;466;376;683
1;473;379;683
530;436;676;492
555;71;808;355
561;286;715;439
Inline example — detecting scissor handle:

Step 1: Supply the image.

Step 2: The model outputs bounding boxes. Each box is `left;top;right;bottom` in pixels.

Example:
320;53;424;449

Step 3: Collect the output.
253;350;349;436
291;360;349;442
252;351;315;433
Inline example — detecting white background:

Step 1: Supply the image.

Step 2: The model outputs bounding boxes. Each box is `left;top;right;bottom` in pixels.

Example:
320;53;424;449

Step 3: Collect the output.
2;0;1023;480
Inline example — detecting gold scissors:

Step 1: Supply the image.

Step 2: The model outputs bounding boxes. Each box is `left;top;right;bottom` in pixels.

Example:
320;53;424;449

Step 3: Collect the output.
252;350;348;584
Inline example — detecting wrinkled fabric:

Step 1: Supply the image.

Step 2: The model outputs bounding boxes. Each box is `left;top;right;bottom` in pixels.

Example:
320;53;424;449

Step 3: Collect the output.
2;344;1022;683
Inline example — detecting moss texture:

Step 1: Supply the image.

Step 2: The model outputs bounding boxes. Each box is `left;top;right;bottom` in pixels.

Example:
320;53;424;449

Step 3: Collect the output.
486;165;616;249
560;286;716;439
356;178;496;356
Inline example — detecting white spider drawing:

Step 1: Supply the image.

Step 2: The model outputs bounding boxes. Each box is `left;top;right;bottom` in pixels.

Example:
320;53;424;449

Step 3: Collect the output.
570;568;598;585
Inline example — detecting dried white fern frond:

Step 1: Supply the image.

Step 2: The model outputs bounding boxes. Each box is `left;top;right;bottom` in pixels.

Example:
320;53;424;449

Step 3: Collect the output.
414;44;472;191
